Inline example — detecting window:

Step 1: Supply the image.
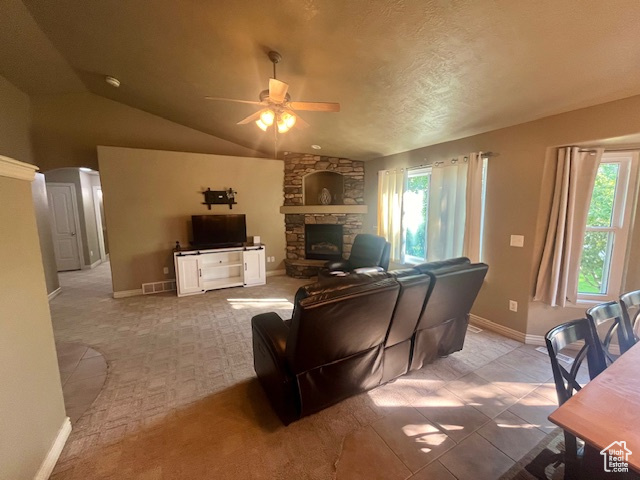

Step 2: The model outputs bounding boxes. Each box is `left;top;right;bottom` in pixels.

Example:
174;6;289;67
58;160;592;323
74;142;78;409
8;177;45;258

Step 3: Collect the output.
403;167;430;264
577;152;639;302
401;157;488;264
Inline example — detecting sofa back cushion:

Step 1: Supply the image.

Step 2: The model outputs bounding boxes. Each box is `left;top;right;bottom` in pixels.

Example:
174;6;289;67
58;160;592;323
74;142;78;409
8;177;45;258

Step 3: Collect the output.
410;261;489;369
286;277;399;374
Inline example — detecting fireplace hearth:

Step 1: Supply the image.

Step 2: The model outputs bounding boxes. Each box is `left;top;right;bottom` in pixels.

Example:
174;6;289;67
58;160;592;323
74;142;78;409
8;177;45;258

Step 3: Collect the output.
305;224;343;261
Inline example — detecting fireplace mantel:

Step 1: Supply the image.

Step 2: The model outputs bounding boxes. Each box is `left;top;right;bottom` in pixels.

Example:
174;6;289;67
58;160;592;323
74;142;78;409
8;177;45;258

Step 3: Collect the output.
280;205;368;214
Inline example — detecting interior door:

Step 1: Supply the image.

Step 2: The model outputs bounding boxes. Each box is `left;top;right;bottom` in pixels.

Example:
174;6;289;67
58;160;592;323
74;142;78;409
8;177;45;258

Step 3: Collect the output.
47;184;82;271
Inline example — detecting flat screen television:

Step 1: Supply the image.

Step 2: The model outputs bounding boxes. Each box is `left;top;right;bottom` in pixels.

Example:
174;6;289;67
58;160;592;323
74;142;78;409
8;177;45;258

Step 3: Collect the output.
191;214;247;248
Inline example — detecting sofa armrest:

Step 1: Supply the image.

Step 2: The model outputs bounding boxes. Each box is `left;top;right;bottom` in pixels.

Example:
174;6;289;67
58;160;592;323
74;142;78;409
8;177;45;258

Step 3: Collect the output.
252;312;290;371
325;260;350;271
251;312;300;424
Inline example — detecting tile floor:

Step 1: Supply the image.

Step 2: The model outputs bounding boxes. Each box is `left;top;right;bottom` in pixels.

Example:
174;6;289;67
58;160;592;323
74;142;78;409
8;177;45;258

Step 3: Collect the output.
56;342;107;424
48;262;571;479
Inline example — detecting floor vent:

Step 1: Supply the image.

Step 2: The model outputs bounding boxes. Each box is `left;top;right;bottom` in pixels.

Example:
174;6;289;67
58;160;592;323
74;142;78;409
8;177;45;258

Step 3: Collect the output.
535;346;573;364
142;280;176;295
467;325;483;334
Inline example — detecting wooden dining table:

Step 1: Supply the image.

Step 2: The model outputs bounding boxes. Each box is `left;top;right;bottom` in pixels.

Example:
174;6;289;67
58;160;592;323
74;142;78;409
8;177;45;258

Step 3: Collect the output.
548;341;640;473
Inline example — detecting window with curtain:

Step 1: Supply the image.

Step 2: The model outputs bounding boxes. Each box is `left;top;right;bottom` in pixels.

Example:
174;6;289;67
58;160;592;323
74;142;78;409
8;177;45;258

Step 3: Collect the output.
378;153;487;266
577;151;638;302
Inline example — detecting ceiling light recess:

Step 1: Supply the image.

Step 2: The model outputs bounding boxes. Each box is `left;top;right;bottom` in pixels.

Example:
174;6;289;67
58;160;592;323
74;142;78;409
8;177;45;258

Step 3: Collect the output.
311;144;322;150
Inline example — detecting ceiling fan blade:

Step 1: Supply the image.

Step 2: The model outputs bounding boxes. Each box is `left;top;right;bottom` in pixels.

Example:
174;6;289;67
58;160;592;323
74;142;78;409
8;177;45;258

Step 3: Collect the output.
236;110;262;125
269;78;289;103
289;101;340;112
205;97;263;106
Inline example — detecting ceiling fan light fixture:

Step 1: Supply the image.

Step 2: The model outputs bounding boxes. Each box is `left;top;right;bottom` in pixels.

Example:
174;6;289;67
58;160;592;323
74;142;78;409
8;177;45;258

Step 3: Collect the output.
277;121;290;133
255;119;268;131
282;111;296;129
260;109;275;126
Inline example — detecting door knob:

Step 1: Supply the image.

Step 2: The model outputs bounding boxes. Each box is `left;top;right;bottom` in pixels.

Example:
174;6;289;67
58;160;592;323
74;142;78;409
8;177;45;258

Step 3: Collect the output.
71;232;76;236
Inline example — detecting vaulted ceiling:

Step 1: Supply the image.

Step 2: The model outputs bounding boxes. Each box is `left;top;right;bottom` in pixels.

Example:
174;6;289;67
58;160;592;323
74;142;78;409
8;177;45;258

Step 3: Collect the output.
3;0;640;160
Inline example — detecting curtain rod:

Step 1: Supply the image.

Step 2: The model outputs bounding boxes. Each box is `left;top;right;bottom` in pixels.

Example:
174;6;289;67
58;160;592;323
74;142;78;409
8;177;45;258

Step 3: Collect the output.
408;151;495;170
578;147;640;153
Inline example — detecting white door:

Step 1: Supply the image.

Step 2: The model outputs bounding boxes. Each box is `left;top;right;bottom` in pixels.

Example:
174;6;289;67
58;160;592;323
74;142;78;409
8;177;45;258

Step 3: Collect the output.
243;248;266;286
176;255;203;296
48;184;82;271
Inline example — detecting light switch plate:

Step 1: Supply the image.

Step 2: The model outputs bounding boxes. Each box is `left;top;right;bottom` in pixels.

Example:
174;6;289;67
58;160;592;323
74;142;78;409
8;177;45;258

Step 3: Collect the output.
509;300;518;312
510;235;524;247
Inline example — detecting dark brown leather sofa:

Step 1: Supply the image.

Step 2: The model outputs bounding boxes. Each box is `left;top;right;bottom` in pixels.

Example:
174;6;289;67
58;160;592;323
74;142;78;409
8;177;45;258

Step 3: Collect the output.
251;257;488;425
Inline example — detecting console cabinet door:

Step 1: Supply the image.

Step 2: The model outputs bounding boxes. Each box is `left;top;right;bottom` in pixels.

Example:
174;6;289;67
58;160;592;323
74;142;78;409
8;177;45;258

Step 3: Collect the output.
176;255;203;296
243;249;266;286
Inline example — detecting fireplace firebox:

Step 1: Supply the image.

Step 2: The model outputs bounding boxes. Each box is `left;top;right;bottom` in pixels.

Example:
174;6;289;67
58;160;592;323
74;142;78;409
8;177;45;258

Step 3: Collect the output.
305;224;343;261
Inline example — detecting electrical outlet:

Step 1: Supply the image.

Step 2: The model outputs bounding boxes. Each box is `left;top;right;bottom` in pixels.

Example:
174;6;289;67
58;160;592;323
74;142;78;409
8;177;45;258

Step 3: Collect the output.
271;256;276;262
510;235;524;247
509;300;518;312
163;267;169;274
90;250;94;256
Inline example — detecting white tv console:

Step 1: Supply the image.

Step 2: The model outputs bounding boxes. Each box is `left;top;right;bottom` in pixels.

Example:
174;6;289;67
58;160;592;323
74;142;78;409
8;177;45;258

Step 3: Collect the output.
174;245;266;297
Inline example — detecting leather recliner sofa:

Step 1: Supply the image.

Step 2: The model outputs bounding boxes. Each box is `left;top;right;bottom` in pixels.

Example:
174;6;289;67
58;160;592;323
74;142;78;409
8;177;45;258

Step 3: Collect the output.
251;257;488;425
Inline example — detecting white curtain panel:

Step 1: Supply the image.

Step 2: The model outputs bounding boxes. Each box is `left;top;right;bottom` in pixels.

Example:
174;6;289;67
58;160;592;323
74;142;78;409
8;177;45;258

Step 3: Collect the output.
534;147;603;307
463;152;484;263
427;160;467;261
377;169;406;263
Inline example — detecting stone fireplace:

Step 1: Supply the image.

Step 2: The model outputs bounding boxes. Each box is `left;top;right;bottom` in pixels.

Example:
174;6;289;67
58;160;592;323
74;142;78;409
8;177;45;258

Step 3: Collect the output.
280;152;367;278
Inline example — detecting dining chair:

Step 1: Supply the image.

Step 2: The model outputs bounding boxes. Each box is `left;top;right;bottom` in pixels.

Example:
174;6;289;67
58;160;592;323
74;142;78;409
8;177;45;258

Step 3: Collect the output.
586;301;635;361
545;318;607;480
620;289;640;351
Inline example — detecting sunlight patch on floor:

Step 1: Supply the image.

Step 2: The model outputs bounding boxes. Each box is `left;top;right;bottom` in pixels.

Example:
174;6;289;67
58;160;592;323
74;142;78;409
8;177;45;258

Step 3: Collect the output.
226;298;293;309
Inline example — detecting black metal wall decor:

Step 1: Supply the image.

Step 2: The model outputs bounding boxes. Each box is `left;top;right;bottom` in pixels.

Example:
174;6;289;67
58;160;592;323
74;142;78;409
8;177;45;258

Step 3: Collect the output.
202;187;237;209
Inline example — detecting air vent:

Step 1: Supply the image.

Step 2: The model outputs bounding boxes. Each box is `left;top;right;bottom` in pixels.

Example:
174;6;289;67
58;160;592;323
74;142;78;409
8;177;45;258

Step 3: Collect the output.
142;280;176;295
535;346;573;364
467;325;483;334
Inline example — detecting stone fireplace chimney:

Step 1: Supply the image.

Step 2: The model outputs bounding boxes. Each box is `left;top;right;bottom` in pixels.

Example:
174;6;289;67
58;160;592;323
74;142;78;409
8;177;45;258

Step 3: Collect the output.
280;153;367;278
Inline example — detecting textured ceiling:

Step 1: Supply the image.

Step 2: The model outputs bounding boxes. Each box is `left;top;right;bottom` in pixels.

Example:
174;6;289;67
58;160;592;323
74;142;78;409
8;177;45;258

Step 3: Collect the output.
6;0;640;159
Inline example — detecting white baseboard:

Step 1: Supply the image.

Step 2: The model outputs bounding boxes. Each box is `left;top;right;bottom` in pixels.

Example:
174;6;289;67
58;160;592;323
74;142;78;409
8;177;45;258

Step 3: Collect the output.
470;314;526;343
524;334;547;346
47;287;62;302
89;259;102;269
266;269;286;277
34;416;71;480
113;288;143;299
469;314;548;346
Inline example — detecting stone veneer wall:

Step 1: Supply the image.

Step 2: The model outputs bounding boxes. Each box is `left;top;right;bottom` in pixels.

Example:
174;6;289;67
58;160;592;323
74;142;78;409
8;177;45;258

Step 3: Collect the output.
283;153;365;278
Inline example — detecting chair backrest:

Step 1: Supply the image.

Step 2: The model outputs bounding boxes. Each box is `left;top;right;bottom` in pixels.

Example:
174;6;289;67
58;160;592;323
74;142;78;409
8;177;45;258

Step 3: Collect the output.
545;318;607;469
585;301;635;359
347;234;389;270
620;290;640;347
545;318;607;405
286;276;400;415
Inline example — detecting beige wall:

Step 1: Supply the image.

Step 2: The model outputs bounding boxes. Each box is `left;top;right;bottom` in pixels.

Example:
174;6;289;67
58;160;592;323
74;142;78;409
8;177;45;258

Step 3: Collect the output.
32;173;60;294
98;146;285;293
365;94;640;338
31;92;264;172
0;172;67;480
0;75;33;164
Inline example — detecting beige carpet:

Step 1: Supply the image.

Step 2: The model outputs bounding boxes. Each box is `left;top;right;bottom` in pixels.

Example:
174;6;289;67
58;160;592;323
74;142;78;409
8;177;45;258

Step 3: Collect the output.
49;262;556;479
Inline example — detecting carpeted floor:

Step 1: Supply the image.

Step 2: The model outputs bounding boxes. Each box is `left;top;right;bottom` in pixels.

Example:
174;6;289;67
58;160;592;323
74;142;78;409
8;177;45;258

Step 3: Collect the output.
50;262;561;479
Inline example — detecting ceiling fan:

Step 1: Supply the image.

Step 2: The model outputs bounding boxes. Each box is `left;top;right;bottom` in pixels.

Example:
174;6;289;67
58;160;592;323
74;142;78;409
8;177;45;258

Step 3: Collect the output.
205;51;340;134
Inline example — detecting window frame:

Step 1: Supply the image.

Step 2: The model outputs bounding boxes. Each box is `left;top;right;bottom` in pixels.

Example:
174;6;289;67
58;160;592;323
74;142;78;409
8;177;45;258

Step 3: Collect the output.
576;151;639;304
